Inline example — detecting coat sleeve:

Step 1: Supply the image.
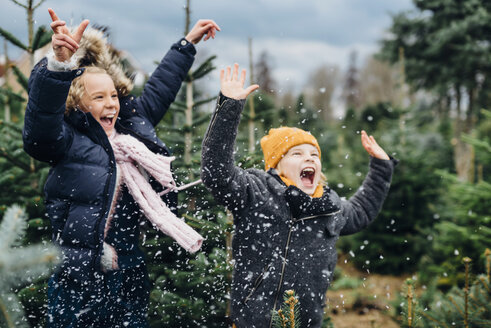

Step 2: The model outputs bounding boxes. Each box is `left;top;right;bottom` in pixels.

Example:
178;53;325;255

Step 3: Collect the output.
134;38;196;126
23;58;79;164
339;157;397;236
201;94;266;214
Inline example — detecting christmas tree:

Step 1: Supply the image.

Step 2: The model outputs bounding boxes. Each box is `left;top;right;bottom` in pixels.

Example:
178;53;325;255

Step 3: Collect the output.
0;205;59;328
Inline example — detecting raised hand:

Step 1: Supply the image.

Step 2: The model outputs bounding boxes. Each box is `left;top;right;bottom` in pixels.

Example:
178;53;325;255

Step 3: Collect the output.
185;19;220;44
220;63;259;100
48;8;89;62
361;130;390;160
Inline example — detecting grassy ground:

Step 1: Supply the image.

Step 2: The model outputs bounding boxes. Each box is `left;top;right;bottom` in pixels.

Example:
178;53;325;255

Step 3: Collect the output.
324;256;411;328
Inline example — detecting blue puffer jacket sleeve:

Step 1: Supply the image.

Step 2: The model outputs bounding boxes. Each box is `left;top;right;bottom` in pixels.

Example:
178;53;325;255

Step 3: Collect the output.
135;38;196;126
23;58;81;164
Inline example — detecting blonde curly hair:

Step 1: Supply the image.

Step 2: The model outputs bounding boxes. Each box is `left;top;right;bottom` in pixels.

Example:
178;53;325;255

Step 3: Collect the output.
65;66;113;115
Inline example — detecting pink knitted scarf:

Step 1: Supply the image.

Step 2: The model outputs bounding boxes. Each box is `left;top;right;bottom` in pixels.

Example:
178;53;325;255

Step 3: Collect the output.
110;132;203;253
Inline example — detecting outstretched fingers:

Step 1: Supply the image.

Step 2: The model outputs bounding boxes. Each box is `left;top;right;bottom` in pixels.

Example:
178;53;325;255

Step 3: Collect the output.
220;63;259;100
232;63;239;81
220;68;225;83
48;8;89;62
48;8;60;23
226;66;232;81
243;84;260;97
240;69;247;86
73;19;89;43
360;130;390;160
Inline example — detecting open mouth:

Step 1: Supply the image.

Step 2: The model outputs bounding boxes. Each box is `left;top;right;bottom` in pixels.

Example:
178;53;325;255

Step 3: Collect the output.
100;113;115;128
300;167;315;186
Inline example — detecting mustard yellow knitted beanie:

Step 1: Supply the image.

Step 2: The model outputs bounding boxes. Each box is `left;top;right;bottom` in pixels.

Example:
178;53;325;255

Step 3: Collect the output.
260;127;321;171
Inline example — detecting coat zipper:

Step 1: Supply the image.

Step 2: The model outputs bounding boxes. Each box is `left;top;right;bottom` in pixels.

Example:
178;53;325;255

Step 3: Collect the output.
202;98;228;145
243;263;271;304
268;210;341;327
269;214;295;328
93;127;117;270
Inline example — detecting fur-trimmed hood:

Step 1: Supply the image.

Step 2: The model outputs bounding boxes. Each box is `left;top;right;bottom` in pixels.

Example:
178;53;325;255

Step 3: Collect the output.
73;27;133;96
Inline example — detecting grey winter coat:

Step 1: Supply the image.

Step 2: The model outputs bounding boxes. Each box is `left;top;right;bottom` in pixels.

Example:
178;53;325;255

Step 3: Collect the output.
201;94;397;328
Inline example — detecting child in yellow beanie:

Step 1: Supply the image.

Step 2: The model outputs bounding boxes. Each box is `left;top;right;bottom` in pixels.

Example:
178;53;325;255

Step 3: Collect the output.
201;64;397;328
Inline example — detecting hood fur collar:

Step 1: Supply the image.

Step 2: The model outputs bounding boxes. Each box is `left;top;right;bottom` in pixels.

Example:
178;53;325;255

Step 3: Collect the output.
73;27;133;96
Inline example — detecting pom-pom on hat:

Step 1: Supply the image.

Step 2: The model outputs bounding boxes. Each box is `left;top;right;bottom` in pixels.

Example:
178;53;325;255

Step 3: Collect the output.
260;127;321;171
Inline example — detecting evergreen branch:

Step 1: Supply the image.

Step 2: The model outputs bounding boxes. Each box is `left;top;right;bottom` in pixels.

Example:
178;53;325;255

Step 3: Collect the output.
34;27;53;50
0;205;26;249
241;111;251;120
255;108;277;118
420;311;448;328
478;276;490;293
10;66;29;91
0;88;26;102
191;64;216;81
170;100;187;110
10;0;27;9
164;126;186;133
38;31;52;49
34;0;47;10
0;120;24;133
0;28;27;50
2;247;59;286
189;55;217;81
193;96;217;108
191;113;212;127
461;134;491;153
0;147;32;172
481;109;491;119
447;296;464;317
31;25;47;51
169;106;185;114
0;296;17;328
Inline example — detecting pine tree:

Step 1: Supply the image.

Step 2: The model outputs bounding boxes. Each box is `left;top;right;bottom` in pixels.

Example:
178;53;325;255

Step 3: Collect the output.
141;2;234;326
398;279;424;328
0;205;59;328
342;50;360;113
0;0;52;69
337;102;453;275
0;5;54;326
419;254;491;328
419;110;491;285
380;0;491;181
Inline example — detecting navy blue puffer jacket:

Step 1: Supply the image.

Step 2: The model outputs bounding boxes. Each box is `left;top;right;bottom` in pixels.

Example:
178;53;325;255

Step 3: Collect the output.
23;38;195;282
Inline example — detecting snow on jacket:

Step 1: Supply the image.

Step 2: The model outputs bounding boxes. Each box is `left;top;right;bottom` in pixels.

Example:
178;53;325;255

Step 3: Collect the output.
23;37;196;282
201;94;397;328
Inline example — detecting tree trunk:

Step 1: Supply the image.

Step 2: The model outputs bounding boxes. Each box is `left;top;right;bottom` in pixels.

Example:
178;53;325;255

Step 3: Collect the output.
452;87;475;182
4;39;11;122
185;81;193;168
27;0;34;68
247;37;255;153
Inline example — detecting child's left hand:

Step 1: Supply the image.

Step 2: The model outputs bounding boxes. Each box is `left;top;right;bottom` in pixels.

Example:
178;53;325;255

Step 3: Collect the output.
361;130;390;160
185;19;221;44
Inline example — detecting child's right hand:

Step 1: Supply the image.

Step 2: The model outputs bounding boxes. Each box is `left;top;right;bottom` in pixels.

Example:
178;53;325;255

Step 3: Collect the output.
220;63;259;100
48;8;89;62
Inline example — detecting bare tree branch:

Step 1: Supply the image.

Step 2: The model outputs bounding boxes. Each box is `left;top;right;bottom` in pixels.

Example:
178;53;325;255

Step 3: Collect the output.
34;0;46;10
10;0;27;9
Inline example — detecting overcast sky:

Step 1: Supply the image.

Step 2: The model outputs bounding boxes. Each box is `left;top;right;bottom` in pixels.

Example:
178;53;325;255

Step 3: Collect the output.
1;0;414;93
